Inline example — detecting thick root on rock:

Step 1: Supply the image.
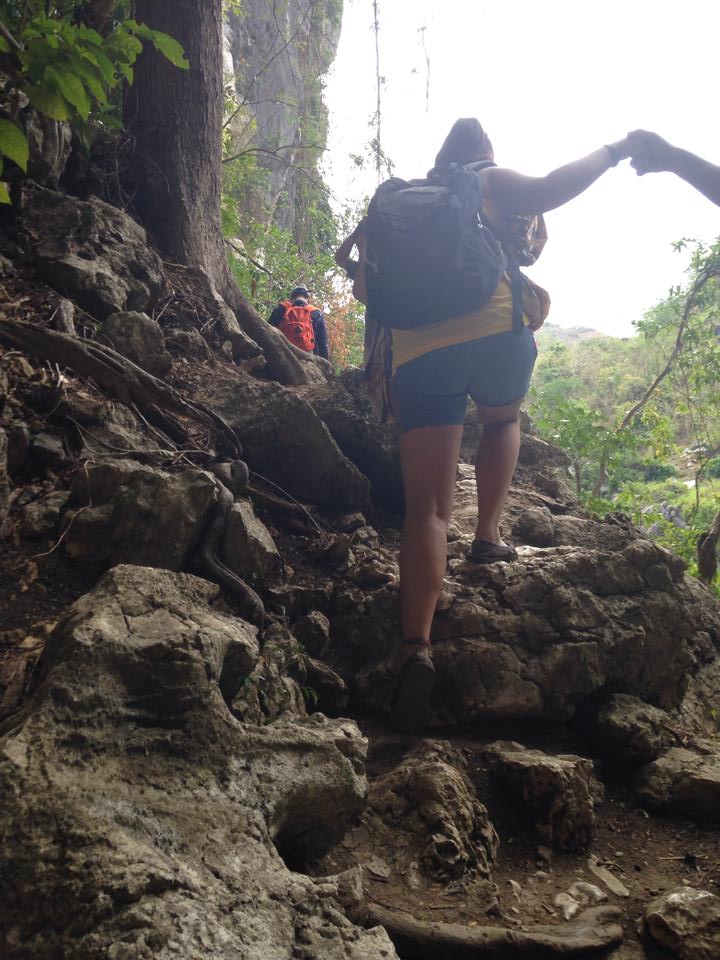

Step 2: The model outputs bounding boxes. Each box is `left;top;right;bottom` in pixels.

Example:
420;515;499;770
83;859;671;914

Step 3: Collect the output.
0;320;243;457
365;903;624;958
195;482;264;627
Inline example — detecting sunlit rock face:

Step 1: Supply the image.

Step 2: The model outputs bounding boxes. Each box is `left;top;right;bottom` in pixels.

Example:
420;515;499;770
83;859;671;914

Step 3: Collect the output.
222;0;343;239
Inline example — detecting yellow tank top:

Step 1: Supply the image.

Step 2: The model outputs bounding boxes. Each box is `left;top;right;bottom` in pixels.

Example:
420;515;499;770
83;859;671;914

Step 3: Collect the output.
391;276;528;371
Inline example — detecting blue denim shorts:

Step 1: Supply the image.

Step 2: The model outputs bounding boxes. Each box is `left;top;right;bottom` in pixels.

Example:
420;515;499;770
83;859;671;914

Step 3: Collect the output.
391;327;537;433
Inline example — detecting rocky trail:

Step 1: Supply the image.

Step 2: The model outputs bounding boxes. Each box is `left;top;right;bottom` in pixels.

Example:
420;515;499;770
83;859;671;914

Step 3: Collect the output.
0;184;719;960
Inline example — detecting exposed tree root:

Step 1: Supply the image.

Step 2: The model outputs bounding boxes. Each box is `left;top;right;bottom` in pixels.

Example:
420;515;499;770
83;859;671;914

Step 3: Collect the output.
195;482;265;627
365;903;624;958
0;320;243;456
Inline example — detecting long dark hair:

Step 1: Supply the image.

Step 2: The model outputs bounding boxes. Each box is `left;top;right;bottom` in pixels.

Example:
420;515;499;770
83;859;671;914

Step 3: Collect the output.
429;118;494;176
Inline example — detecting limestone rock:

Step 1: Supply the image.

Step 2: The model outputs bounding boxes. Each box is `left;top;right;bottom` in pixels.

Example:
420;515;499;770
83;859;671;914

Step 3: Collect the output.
20;186;163;319
100;311;172;377
51;298;76;335
29;432;72;472
220;498;281;582
203;372;371;511
645;887;720;959
64;458;217;570
164;325;213;359
367;749;498;882
267;582;333;619
0;565;394;960
512;504;556;546
56;389;161;459
637;746;720;822
582;693;679;768
292;609;331;656
483;741;602;851
304;658;350;717
21;490;69;540
347;536;720;725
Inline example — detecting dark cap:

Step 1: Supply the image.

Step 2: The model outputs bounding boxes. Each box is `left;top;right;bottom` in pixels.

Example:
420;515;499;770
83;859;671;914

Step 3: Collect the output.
289;286;309;299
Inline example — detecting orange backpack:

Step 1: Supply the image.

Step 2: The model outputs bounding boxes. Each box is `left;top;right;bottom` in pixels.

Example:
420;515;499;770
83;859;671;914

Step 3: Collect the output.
278;300;316;352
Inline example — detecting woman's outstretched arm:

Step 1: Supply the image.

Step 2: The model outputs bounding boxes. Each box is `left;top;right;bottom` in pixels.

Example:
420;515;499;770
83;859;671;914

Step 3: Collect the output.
483;138;630;215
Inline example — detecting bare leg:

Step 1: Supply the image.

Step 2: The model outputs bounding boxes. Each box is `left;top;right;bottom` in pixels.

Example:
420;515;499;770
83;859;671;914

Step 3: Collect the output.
473;399;524;543
399;424;464;647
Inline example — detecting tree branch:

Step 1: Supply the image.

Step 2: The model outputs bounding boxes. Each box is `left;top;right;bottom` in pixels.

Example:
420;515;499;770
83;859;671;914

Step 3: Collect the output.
0;19;23;53
618;265;717;431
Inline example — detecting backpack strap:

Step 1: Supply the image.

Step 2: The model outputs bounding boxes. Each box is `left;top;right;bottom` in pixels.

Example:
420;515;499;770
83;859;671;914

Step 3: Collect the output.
463;162;524;335
507;259;525;335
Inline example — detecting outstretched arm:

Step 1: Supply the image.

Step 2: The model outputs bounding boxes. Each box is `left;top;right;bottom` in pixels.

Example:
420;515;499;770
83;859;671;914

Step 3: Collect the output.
482;139;631;215
627;130;720;207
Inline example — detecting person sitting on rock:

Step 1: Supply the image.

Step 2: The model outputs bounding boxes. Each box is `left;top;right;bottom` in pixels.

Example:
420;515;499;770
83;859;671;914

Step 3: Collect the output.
268;286;329;360
627;130;720;206
389;118;635;732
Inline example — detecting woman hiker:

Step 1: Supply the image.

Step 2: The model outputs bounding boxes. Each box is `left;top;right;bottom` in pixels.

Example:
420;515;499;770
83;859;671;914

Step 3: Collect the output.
390;117;634;731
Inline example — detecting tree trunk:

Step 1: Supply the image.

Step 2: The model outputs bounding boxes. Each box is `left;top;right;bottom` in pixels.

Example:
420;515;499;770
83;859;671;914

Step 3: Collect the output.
698;510;720;584
125;0;326;386
574;460;582;499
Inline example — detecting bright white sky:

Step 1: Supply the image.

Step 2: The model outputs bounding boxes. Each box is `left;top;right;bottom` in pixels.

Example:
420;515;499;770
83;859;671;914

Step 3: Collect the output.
323;0;720;337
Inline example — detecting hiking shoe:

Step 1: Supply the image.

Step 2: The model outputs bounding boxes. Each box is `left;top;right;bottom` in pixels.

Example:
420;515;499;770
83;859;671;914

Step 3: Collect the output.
467;538;518;564
389;651;436;733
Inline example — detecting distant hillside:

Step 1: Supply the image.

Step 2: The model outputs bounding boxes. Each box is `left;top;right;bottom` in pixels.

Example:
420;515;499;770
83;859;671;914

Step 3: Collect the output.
535;322;607;346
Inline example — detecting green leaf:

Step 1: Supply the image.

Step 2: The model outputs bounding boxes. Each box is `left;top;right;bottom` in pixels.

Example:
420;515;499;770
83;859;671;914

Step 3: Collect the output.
150;31;189;69
67;54;107;104
0;119;29;172
116;61;133;84
82;48;116;85
75;24;103;47
45;65;91;120
0;36;10;53
0;182;11;205
125;20;189;69
26;83;70;121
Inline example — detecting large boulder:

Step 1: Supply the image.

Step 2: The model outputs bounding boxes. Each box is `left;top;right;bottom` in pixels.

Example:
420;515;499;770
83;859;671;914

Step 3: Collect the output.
0;565;395;960
349;537;720;726
20;186;164;319
203;373;371;512
63;459;217;570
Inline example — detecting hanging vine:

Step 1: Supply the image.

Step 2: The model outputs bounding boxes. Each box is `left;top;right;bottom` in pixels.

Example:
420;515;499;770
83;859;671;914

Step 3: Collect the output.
372;0;382;183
